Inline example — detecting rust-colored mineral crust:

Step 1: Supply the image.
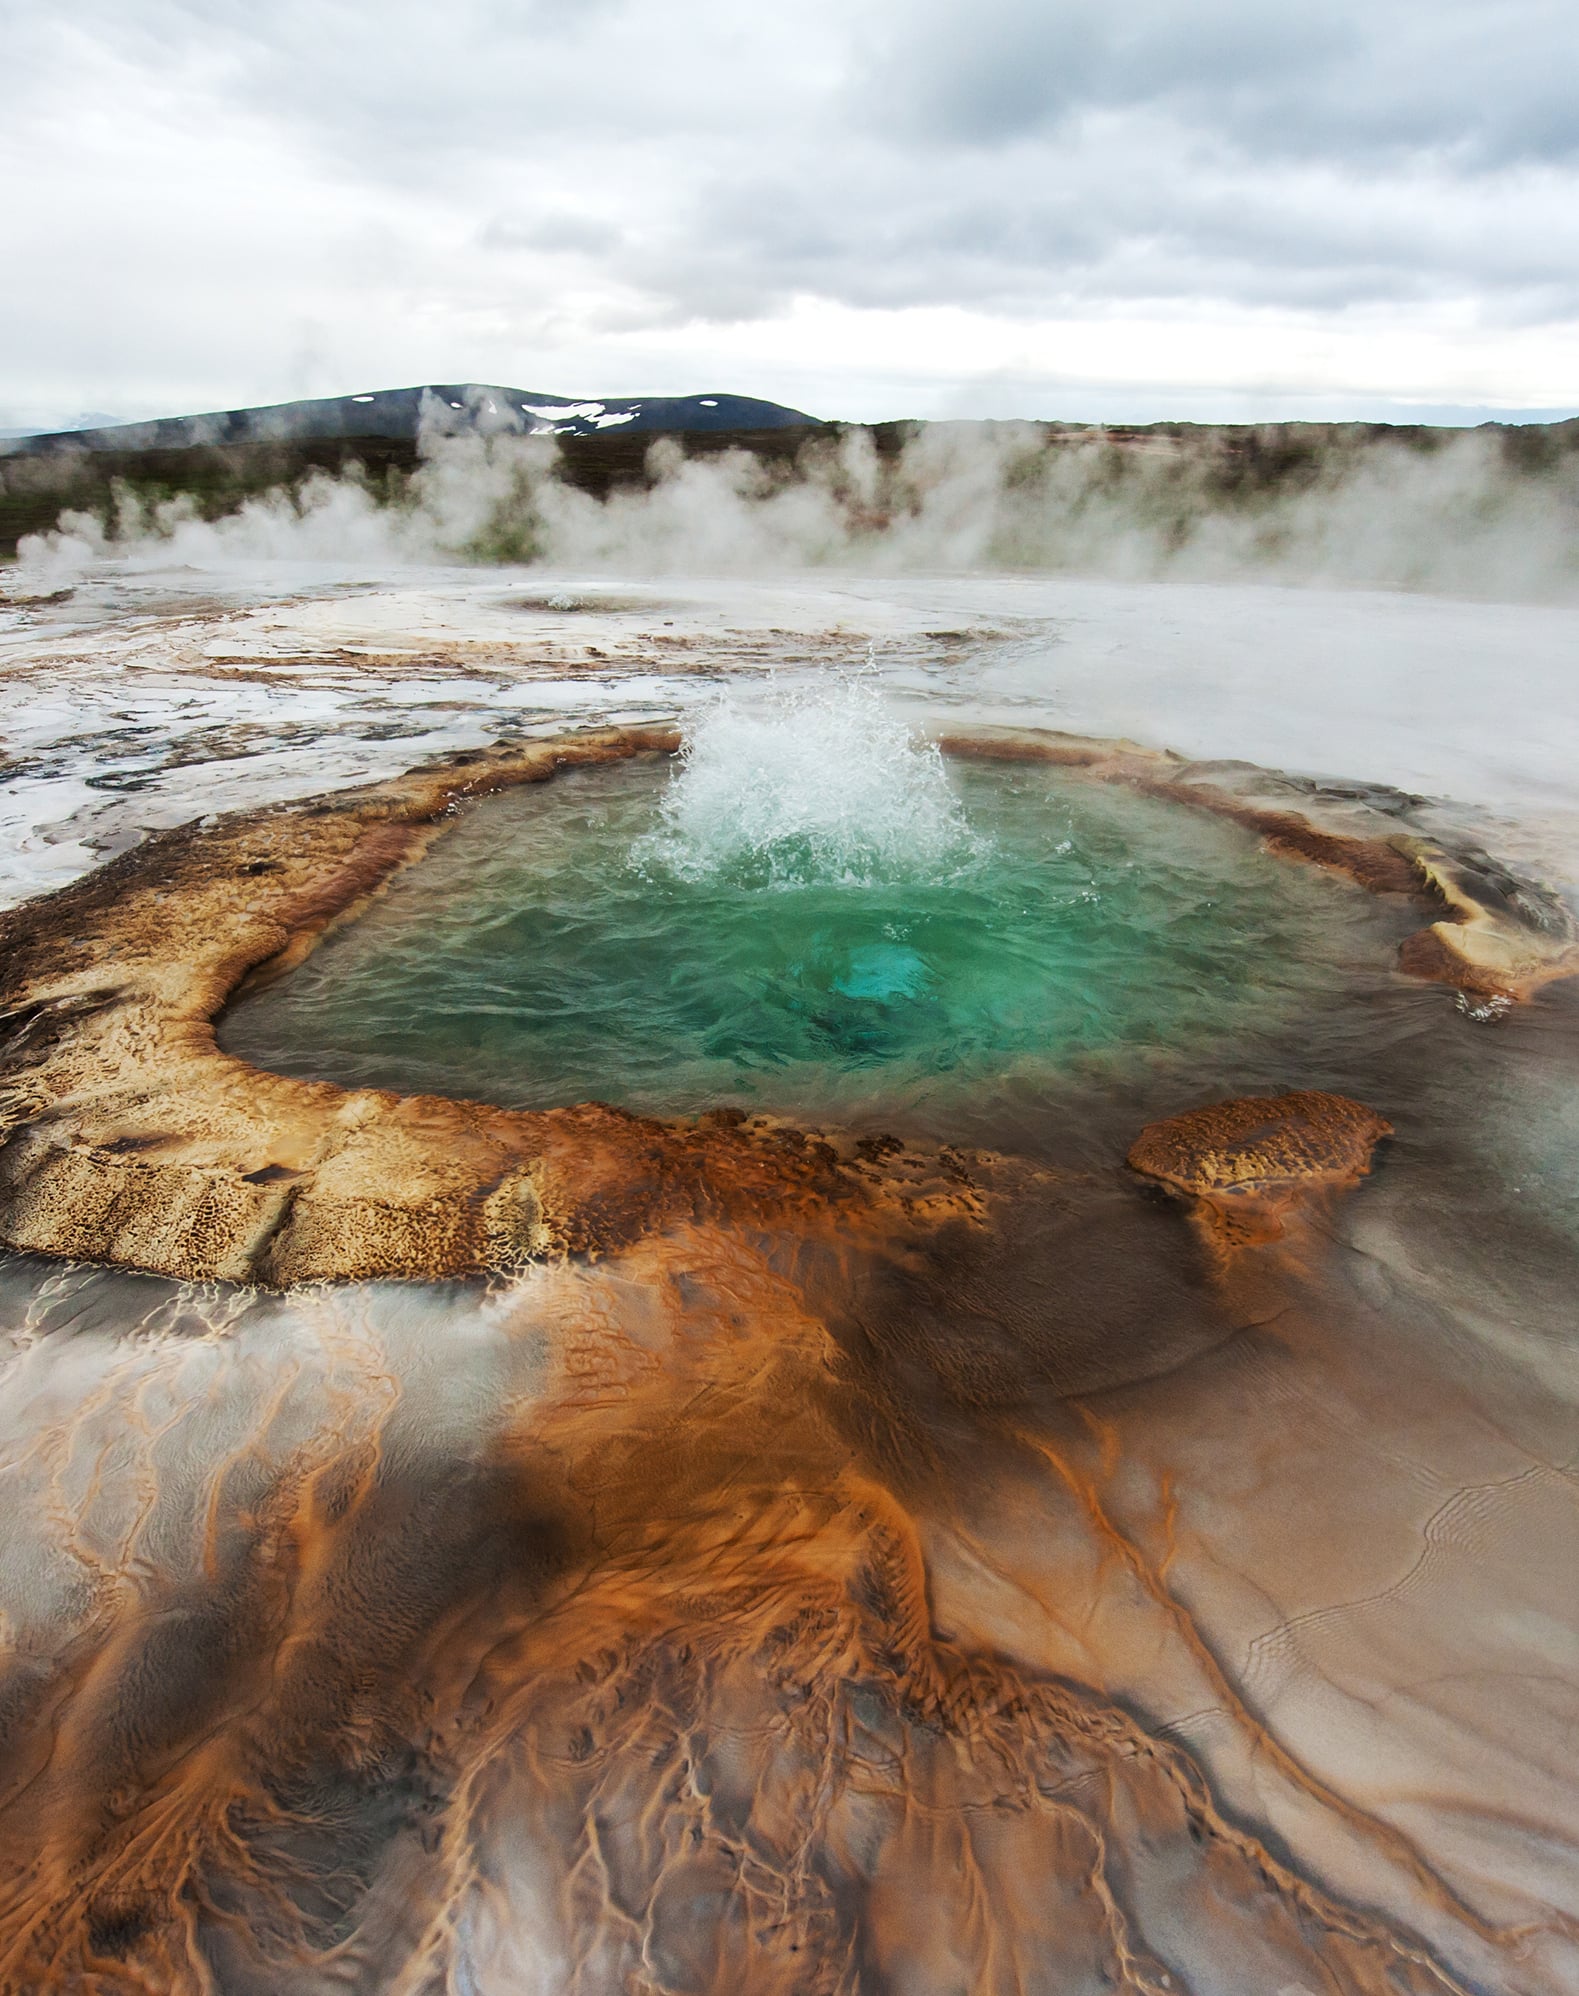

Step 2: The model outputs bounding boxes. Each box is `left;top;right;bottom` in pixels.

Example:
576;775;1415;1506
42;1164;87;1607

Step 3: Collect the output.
1127;1088;1393;1250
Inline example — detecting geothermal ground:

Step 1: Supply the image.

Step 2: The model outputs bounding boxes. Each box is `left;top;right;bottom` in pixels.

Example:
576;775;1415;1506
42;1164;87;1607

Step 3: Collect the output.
0;555;1576;1995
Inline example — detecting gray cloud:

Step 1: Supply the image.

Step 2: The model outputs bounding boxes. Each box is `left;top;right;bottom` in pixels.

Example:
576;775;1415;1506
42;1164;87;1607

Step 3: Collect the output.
864;0;1579;168
616;119;1579;325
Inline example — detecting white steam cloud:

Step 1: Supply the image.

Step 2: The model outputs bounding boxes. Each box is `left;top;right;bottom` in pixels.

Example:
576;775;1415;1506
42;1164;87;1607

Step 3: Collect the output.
13;419;1579;602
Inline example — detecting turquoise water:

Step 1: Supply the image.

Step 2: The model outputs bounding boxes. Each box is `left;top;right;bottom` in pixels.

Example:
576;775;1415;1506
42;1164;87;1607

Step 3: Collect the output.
221;753;1404;1131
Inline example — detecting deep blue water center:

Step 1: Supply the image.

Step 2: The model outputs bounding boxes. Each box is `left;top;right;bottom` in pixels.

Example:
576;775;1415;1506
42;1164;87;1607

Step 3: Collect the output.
221;752;1394;1132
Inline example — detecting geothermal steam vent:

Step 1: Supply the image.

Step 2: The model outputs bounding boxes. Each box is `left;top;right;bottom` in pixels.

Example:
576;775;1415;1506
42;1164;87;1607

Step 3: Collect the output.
220;684;1406;1129
1;683;1534;1289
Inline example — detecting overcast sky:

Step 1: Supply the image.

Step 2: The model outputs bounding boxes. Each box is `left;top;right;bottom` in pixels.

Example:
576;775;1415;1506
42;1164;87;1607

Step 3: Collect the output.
5;0;1579;428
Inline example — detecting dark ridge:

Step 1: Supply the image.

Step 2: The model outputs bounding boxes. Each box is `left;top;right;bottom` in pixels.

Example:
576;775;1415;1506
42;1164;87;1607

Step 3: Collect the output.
0;385;822;558
1;385;823;456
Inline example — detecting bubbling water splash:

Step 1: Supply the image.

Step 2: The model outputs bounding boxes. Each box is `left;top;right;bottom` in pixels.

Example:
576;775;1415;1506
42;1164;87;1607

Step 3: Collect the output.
634;676;982;888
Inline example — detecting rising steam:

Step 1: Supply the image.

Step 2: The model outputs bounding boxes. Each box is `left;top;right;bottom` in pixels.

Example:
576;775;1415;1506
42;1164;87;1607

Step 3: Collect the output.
13;417;1579;601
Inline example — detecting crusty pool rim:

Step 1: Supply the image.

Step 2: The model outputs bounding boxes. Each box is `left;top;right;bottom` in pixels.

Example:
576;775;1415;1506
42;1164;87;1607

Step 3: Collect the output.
0;720;1567;1289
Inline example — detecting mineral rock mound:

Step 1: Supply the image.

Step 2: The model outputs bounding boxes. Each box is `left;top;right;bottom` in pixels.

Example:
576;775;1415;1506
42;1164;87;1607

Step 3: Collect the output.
1127;1088;1393;1250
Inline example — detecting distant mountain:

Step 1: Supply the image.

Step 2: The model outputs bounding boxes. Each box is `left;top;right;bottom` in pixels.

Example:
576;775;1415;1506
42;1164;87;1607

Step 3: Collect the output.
2;386;823;455
0;410;124;441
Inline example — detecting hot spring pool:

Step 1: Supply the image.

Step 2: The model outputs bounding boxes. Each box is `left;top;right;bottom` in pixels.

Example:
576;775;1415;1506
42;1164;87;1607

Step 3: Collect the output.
221;726;1410;1133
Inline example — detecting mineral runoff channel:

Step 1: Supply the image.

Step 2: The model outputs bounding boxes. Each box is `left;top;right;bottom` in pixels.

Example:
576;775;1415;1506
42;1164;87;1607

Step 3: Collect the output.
5;412;1579;560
